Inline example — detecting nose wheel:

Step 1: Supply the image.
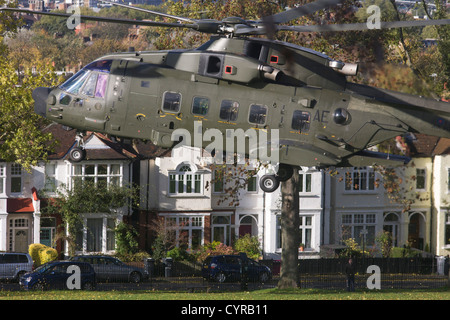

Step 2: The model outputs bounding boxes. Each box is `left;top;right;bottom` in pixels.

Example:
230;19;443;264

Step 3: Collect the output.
69;132;86;162
259;164;294;193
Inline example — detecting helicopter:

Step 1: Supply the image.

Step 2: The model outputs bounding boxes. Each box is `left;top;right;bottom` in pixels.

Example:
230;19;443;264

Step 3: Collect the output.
1;0;450;192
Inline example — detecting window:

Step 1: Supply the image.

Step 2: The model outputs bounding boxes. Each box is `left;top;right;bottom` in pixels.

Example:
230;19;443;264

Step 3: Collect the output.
299;173;312;193
341;213;376;246
416;168;426;190
44;164;57;193
212;169;224;193
168;164;202;195
76;217;117;253
291;110;310;133
0;164;5;194
192;96;210;115
344;167;375;191
162;92;181;113
299;216;313;249
71;163;122;187
10;163;22;193
448;169;450;192
445;213;450;246
165;216;204;250
248;104;267;125
276;215;282;250
40;218;56;248
219;100;239;122
247;176;257;192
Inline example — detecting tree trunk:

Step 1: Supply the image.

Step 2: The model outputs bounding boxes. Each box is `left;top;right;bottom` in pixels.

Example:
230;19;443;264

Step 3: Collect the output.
277;166;301;289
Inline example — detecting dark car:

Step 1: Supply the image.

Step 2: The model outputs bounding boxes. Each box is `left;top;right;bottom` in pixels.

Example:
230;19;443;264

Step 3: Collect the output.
202;255;272;283
19;261;96;291
70;255;147;283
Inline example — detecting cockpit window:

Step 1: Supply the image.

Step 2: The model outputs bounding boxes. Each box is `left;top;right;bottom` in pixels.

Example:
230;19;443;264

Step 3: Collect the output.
59;69;90;95
59;60;112;95
85;60;112;73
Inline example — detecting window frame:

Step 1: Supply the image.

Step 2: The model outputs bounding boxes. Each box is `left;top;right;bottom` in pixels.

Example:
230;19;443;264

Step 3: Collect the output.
191;96;210;116
168;163;203;196
344;167;376;192
71;163;123;188
248;104;268;125
10;163;22;194
219;100;239;122
291;110;311;133
162;91;182;113
0;164;5;195
415;168;426;191
341;213;377;246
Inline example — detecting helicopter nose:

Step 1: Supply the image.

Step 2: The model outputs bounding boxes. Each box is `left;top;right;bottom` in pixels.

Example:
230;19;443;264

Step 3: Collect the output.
32;87;51;117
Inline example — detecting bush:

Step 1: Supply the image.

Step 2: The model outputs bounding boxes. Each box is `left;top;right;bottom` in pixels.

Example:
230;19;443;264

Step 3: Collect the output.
114;251;150;262
194;241;236;262
166;247;193;261
233;234;261;260
115;222;139;256
28;243;57;267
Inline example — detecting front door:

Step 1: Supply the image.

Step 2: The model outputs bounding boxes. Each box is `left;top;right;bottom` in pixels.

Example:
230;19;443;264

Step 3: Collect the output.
8;216;31;253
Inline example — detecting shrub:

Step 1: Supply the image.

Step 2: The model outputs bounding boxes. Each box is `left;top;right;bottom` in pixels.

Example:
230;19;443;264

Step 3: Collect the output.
29;243;58;267
233;234;261;260
166;247;193;261
115;222;139;255
195;241;236;262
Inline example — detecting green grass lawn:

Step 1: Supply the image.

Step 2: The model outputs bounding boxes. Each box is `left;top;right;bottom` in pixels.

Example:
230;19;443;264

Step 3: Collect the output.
1;287;449;300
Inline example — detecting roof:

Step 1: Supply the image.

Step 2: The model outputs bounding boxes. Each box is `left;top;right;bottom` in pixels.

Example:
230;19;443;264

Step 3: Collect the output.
7;198;34;213
43;123;168;161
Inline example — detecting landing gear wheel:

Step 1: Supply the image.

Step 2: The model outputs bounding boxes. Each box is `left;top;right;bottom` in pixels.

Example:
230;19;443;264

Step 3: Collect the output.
259;175;280;193
276;164;294;182
69;147;86;162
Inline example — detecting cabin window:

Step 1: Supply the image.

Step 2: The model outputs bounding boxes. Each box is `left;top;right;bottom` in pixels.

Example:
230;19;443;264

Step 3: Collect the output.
219;100;239;122
162;92;181;113
248;104;267;125
192;96;210;115
291;110;310;132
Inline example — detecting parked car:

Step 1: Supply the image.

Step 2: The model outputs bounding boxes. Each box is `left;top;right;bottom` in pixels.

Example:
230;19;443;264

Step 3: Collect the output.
202;255;272;283
70;255;148;283
0;252;33;282
20;261;96;291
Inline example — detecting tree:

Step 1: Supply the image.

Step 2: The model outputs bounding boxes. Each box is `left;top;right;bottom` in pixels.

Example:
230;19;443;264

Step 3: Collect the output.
277;168;301;289
0;57;60;171
0;4;61;170
41;180;138;256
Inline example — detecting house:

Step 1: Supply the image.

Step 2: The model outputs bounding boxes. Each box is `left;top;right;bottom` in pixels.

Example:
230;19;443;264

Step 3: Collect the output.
137;144;325;259
325;134;450;257
0;124;146;256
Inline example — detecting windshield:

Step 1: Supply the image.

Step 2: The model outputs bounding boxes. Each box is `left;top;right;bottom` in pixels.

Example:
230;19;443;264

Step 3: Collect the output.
33;263;53;274
59;69;90;94
59;60;112;95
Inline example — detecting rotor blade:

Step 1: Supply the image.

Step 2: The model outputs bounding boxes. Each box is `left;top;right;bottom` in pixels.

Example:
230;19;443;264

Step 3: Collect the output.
278;18;450;32
99;0;195;23
268;0;345;24
0;7;198;29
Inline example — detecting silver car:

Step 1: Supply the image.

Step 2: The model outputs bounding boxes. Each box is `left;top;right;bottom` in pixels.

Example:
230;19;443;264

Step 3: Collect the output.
0;252;33;281
70;255;147;283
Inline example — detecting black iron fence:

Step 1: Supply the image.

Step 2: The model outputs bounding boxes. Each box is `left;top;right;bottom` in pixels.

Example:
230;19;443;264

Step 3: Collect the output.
1;257;448;292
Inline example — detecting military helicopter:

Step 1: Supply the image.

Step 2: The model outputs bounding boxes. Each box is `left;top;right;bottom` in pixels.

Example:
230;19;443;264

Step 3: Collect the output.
2;0;450;192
